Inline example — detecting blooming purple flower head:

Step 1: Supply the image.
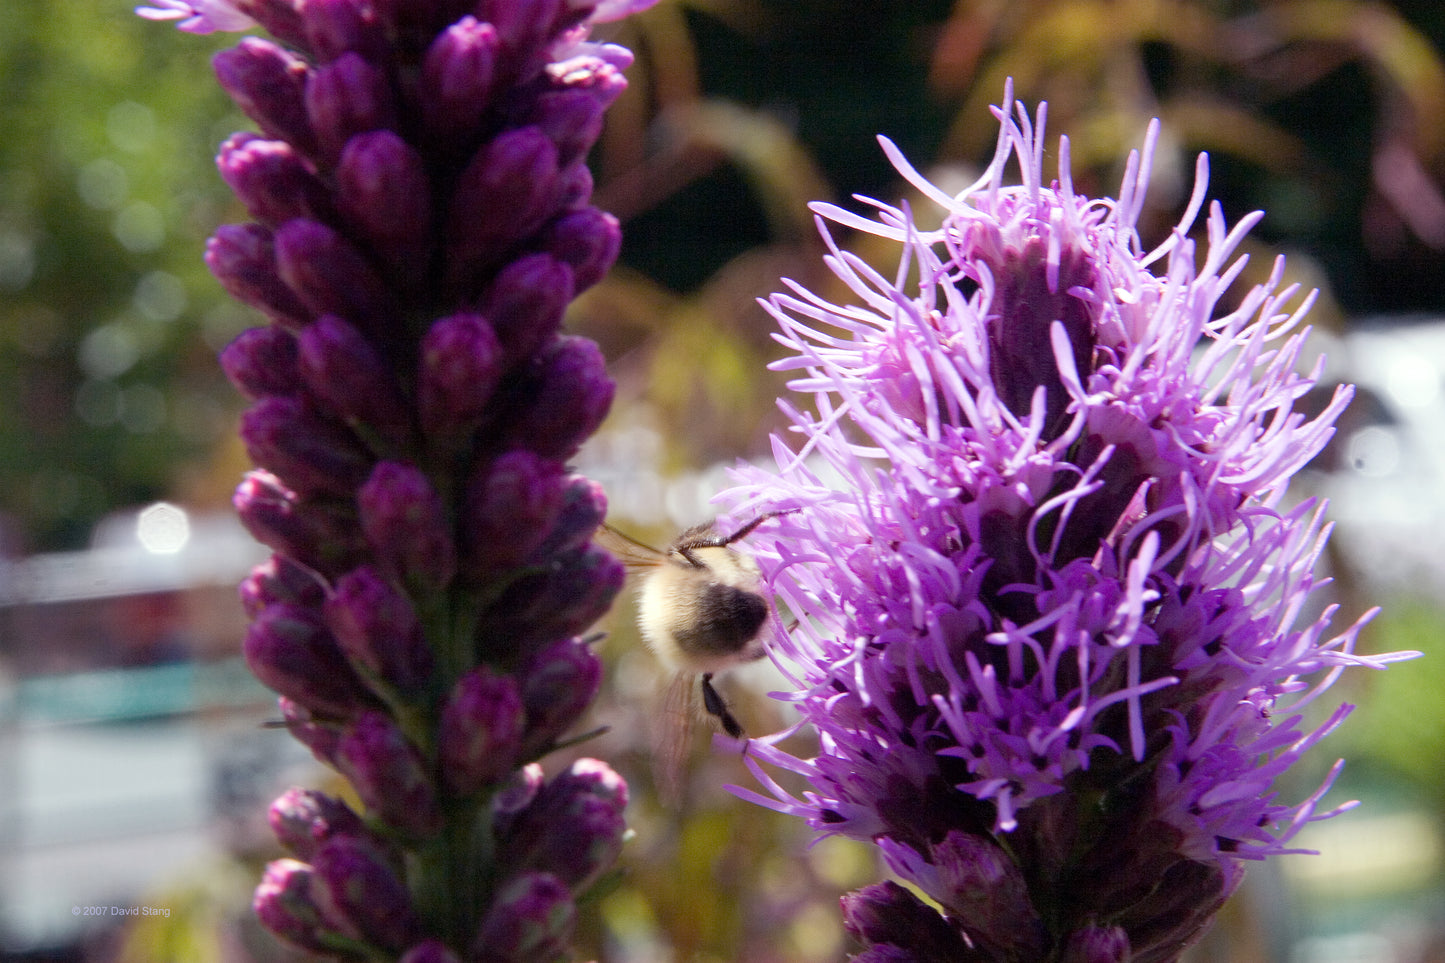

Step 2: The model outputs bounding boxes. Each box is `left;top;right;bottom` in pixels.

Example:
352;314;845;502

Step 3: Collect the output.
143;0;654;958
723;83;1414;961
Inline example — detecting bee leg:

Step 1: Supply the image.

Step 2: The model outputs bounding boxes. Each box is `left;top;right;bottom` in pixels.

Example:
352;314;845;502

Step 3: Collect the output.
700;672;744;738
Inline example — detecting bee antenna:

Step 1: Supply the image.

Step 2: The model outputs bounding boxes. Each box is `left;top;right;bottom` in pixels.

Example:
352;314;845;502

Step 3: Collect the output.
687;508;799;552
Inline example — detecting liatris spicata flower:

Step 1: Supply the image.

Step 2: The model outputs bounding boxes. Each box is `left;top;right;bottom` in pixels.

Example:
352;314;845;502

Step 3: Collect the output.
722;84;1416;962
140;0;655;958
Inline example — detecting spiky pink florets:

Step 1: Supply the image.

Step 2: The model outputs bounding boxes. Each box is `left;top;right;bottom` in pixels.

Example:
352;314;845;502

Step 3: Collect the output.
723;85;1412;961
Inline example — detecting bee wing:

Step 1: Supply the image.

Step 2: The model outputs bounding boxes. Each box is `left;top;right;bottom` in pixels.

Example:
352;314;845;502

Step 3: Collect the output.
595;523;669;572
654;670;698;806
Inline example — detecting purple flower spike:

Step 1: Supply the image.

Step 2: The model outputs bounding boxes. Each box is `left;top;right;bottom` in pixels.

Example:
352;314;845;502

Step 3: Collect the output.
144;0;649;954
722;86;1417;961
334;711;443;839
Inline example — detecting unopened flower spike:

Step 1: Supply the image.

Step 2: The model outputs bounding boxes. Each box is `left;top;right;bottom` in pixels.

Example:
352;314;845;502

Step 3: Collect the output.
141;0;658;958
723;82;1418;962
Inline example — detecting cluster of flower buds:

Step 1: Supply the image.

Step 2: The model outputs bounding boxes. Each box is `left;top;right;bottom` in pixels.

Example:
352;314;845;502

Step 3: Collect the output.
724;86;1414;961
139;0;655;957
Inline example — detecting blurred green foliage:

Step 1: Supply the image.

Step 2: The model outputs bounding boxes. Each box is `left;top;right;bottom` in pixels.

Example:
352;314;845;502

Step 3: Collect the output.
1;0;248;551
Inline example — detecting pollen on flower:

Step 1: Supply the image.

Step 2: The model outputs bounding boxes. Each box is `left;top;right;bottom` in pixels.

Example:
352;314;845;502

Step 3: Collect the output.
722;81;1416;960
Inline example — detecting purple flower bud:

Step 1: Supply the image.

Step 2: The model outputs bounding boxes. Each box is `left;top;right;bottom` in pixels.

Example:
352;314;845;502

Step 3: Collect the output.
498;759;627;890
298;314;413;444
273;219;395;336
279;697;343;767
367;0;446;37
445;127;559;285
220;325;302;399
205;223;313;329
550;160;593;212
325;565;435;693
334;711;443;839
464;450;568;573
240;554;324;617
400;940;463;963
486;544;623;655
471;871;575;963
505;336;613;461
526;90;605;167
230;0;308;49
492;762;545;841
213;38;317;157
540;208;620;293
311;835;425;953
244;603;375;717
481;0;573;57
299;0;386;64
305;52;398;166
840;882;971;963
420;17;501;144
535;475;606;558
1060;925;1131;963
987;237;1095;440
918;831;1045;959
217;133;334;227
518;636;602;754
233;471;368;577
438;665;526;795
417;312;505;440
337;131;433;287
268;787;367;860
240;396;374;498
482;253;572;362
253;859;334;954
357;462;458;591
